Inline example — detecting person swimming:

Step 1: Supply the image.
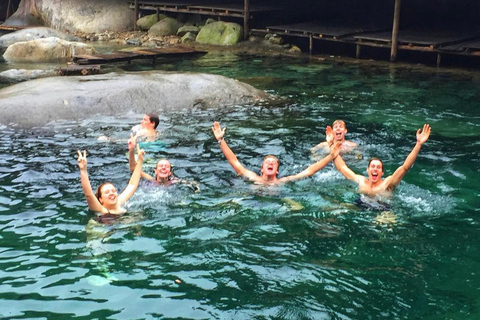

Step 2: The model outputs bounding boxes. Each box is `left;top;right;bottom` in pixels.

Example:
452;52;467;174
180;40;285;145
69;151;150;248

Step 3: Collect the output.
333;124;431;198
211;121;341;185
311;120;358;154
127;134;200;192
77;144;145;215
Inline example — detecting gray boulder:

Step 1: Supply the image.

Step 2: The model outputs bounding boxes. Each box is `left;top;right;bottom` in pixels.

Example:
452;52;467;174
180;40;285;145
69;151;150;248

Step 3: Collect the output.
196;21;242;46
148;17;183;37
0;71;269;127
0;27;80;48
3;37;96;62
0;69;57;83
4;0;134;33
181;32;197;43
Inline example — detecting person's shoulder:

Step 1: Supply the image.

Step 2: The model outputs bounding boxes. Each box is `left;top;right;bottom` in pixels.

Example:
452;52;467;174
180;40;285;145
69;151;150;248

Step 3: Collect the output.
344;140;357;147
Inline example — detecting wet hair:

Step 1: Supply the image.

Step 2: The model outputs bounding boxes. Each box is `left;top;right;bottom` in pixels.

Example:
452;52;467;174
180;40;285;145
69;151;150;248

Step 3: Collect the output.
367;157;384;172
263;155;280;168
332;119;346;128
147;113;160;129
95;182;115;202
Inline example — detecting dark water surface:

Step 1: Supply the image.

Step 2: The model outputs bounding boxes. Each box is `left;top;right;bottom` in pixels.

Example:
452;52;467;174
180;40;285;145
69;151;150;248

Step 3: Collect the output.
0;52;480;319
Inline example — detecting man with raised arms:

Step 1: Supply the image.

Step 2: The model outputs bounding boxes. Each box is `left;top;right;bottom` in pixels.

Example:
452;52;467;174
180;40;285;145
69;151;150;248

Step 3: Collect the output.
311;119;357;154
212;121;340;185
333;124;431;198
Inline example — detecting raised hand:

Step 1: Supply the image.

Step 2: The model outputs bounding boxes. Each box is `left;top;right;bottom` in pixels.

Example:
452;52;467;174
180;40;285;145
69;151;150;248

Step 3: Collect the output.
325;126;334;146
77;150;87;170
212;121;226;142
136;144;145;162
416;124;431;145
128;133;136;151
330;141;341;159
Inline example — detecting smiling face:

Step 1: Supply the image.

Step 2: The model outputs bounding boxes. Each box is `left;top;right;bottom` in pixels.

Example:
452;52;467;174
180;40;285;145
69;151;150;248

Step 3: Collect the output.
332;120;348;142
367;158;384;184
154;159;172;180
96;183;118;208
261;156;279;179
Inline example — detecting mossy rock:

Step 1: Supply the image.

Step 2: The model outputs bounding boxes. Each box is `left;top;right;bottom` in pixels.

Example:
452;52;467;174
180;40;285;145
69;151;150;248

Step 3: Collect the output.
195;21;242;46
148;17;183;37
137;13;167;31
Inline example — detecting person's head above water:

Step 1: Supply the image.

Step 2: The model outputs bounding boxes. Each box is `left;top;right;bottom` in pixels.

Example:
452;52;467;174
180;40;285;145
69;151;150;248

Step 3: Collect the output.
367;157;384;184
154;159;173;181
141;113;159;130
331;119;348;142
261;155;280;178
95;182;118;207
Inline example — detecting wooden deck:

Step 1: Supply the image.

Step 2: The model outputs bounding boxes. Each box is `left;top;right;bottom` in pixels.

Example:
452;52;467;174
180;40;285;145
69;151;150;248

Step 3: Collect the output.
262;21;389;41
354;30;480;49
73;46;206;65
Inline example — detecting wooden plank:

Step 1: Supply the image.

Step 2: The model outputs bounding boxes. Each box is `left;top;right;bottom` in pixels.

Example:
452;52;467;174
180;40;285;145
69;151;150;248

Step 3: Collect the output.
57;64;101;76
266;21;389;39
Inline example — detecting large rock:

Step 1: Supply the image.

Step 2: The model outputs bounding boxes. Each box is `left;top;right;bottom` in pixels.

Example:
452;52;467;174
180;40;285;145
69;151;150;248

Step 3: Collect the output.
0;27;80;48
148;17;183;37
3;37;96;62
136;14;166;31
196;21;242;46
4;0;134;33
0;71;269;127
0;69;57;83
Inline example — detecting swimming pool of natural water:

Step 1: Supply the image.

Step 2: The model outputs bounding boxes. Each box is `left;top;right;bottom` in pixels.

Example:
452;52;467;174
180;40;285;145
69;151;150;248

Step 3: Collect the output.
1;52;479;319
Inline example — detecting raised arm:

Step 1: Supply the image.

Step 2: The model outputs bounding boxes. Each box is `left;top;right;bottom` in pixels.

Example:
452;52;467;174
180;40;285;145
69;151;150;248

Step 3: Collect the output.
333;154;364;184
310;126;334;153
281;141;340;182
118;144;145;204
128;134;154;180
385;124;431;189
212;121;260;182
77;150;104;212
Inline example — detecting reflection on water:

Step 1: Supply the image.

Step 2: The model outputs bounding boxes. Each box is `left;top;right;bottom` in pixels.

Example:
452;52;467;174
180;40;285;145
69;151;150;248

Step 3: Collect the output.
0;53;480;319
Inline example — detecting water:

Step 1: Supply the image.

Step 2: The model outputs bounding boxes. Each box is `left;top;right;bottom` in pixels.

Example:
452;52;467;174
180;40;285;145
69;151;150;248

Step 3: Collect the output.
1;52;480;319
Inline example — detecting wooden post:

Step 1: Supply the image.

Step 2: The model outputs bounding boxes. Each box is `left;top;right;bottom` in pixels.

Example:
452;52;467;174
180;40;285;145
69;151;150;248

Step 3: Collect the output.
390;0;401;62
436;53;441;67
309;34;313;55
356;43;361;58
243;0;250;40
134;0;139;31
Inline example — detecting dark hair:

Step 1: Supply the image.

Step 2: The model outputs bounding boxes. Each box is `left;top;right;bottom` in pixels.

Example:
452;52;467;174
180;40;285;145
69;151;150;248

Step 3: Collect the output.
367;157;384;172
95;182;114;201
147;113;160;129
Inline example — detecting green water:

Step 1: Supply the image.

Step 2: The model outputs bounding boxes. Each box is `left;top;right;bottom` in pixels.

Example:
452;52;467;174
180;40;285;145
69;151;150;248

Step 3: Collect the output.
0;52;479;319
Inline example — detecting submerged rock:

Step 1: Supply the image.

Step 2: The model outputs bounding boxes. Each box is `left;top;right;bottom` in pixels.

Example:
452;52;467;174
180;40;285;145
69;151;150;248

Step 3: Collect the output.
0;71;268;127
3;37;96;62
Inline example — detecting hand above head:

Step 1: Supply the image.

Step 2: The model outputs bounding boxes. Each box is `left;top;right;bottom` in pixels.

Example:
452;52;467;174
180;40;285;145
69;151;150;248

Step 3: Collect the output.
416;124;431;145
325;126;334;145
136;144;145;162
128;133;136;151
77;150;87;170
212;121;226;142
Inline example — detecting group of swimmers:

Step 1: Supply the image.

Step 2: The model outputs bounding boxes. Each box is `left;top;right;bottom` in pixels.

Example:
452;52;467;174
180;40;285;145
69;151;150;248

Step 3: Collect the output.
78;114;431;215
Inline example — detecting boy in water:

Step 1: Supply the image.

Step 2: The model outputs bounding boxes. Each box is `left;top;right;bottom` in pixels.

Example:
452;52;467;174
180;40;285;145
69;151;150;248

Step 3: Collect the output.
212;121;340;185
311;120;357;154
131;113;160;142
334;124;431;198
